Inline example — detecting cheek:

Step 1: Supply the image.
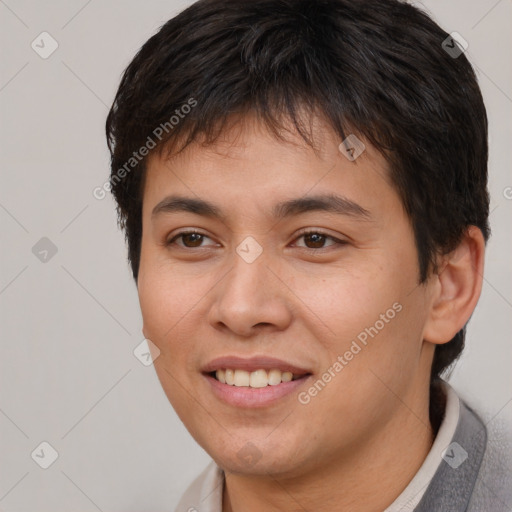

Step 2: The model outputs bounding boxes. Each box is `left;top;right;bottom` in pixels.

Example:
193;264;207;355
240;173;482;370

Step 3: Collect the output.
137;267;201;414
291;265;401;347
296;300;426;452
302;260;424;383
137;258;193;356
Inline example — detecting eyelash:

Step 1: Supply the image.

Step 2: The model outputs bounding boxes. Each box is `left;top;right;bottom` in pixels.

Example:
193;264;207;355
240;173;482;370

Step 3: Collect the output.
165;229;347;252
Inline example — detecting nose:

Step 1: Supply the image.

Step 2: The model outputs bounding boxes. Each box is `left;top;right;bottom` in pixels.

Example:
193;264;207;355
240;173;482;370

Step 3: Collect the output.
207;246;293;338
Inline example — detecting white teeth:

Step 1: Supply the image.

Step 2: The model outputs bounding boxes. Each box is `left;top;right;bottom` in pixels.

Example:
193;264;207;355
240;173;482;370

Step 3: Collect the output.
225;368;235;385
216;369;226;384
249;369;268;388
214;368;301;387
234;369;250;387
281;371;293;382
267;368;282;386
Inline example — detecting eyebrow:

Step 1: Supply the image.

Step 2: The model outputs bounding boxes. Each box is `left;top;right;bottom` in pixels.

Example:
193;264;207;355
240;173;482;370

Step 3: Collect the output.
151;194;372;221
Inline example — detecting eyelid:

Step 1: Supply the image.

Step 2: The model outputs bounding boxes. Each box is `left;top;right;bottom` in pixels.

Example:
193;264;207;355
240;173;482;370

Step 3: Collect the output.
293;227;342;239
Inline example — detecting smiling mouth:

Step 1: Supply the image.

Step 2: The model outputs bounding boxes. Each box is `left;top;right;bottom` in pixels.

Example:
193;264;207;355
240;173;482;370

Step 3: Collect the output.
208;368;310;388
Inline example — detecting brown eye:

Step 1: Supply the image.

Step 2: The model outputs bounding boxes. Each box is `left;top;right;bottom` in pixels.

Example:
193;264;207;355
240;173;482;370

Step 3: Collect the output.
303;232;328;249
166;231;214;248
180;233;204;247
294;230;343;250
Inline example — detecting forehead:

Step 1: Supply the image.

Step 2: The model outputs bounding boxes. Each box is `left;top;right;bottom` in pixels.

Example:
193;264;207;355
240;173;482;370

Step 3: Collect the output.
142;113;398;223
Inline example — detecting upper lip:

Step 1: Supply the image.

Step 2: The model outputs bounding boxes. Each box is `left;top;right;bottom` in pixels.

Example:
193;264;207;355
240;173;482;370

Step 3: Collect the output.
202;356;311;375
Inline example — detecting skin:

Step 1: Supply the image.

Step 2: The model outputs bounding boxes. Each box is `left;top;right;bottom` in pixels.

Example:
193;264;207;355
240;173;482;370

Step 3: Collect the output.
137;113;485;512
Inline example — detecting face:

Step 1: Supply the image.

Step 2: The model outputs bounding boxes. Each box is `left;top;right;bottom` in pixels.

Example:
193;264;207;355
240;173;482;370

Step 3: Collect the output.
137;114;436;478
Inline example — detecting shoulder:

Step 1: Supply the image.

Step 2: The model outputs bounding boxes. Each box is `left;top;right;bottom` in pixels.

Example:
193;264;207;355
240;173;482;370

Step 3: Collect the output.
467;398;512;511
416;385;512;511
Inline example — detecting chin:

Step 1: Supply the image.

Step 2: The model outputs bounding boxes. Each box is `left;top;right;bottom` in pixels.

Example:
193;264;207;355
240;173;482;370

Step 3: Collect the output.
202;435;310;477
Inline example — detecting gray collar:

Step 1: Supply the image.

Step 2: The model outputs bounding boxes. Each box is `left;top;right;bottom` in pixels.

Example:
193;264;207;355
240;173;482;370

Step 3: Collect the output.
414;399;487;511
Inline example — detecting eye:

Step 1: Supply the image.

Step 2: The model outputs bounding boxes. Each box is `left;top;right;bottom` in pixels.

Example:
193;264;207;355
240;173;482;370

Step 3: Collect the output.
166;230;216;248
165;229;347;252
293;230;347;251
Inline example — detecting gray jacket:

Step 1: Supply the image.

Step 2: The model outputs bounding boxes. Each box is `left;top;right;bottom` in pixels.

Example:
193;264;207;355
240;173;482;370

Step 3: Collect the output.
416;399;511;511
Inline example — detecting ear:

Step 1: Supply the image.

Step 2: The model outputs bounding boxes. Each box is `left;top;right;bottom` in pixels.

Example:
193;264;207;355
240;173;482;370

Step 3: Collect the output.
423;226;486;345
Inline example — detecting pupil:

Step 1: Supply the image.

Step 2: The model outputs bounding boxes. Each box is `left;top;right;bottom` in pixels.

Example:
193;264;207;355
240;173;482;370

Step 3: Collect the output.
184;233;202;247
305;233;324;248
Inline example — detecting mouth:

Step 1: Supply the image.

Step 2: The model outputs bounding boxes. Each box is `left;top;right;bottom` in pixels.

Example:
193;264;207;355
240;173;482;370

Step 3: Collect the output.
202;356;312;407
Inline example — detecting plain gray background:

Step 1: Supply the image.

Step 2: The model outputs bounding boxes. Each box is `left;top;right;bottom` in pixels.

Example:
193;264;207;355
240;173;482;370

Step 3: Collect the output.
1;0;511;510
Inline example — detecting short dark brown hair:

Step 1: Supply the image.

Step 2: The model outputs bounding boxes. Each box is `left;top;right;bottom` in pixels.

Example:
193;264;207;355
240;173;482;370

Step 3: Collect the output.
105;0;490;397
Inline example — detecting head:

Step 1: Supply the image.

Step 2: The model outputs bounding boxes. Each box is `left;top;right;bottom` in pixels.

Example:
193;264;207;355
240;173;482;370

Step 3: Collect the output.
106;0;489;476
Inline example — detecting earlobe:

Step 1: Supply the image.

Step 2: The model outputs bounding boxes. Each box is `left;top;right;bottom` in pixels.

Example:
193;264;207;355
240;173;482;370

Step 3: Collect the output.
423;226;485;345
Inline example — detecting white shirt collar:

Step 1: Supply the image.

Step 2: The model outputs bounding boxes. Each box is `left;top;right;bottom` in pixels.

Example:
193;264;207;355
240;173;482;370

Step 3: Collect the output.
383;381;460;511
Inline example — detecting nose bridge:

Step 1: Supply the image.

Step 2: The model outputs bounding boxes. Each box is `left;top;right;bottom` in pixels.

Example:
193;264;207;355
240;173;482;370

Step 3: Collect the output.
223;241;272;311
210;238;291;335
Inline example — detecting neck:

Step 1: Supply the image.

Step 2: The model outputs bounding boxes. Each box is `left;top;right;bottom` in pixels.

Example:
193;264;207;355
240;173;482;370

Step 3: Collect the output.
222;384;435;512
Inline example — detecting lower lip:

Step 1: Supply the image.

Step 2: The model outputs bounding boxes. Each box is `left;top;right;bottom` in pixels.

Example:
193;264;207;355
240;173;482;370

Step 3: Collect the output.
204;373;311;408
